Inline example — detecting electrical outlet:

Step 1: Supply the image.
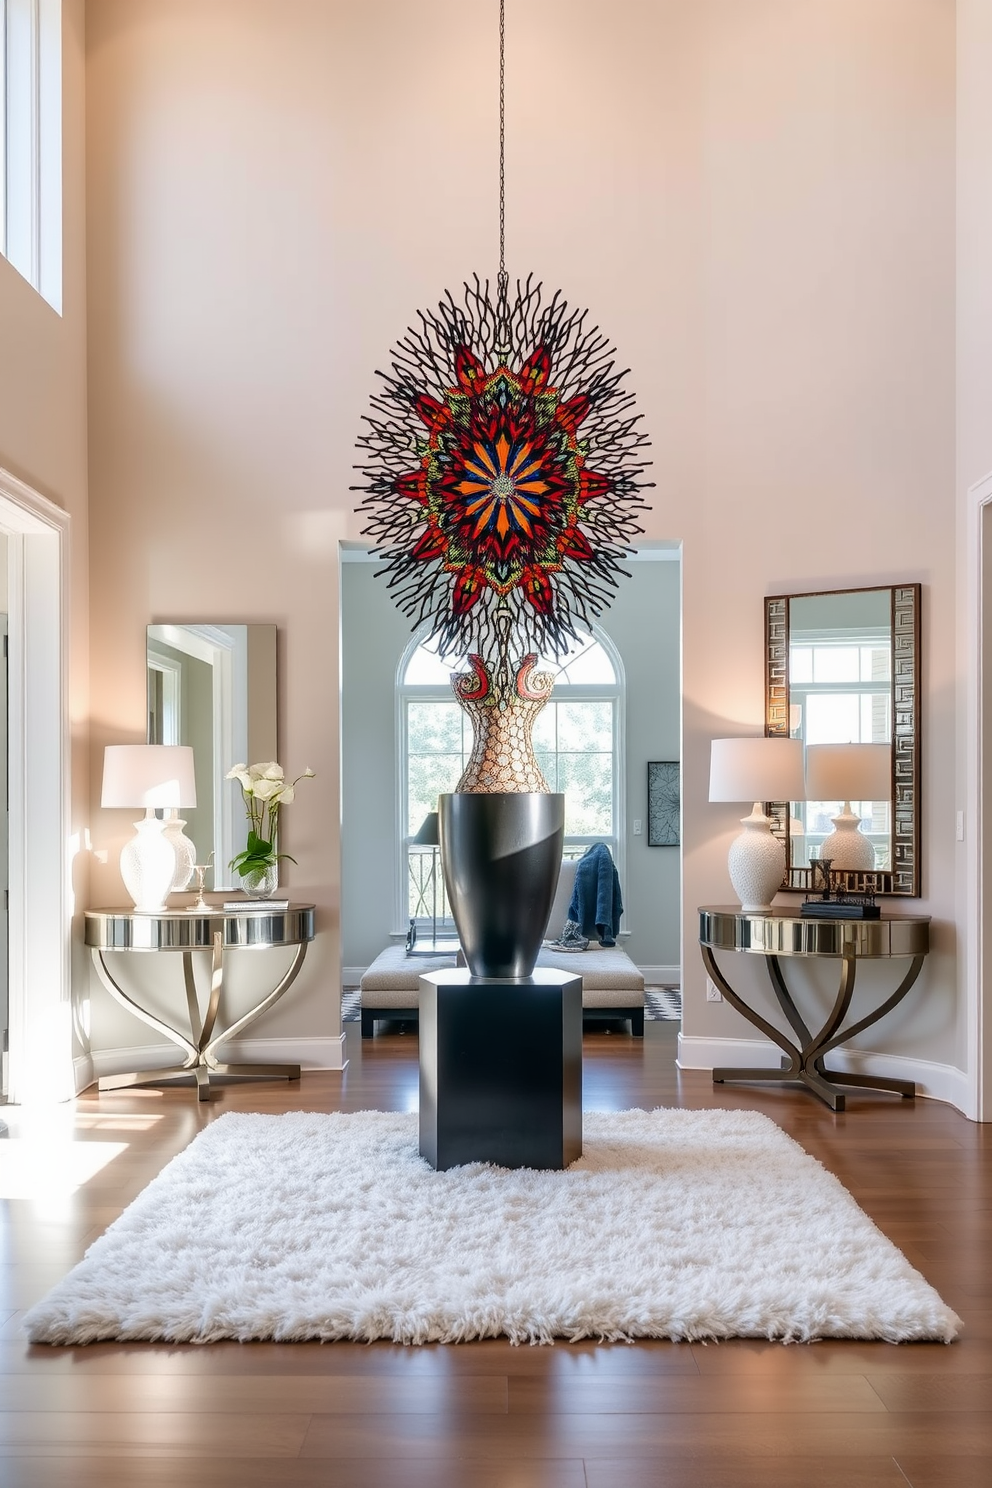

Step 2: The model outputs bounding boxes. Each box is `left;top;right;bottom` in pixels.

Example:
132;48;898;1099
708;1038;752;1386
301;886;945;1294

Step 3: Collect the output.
632;818;642;836
706;978;723;1002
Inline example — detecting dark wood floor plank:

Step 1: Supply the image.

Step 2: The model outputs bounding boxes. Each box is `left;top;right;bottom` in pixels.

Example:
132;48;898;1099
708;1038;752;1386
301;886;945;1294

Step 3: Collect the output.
894;1456;992;1487
507;1372;886;1413
0;1371;508;1414
0;1459;589;1488
298;1408;992;1459
0;1411;311;1455
584;1458;910;1488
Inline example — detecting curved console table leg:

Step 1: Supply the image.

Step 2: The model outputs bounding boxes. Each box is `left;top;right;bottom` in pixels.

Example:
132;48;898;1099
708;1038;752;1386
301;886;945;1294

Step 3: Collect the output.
702;947;802;1086
92;949;200;1092
811;953;926;1100
765;955;814;1050
202;942;309;1081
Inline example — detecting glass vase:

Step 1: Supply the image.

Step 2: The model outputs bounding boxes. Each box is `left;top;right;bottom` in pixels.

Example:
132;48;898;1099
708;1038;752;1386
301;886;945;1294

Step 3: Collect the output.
239;862;279;900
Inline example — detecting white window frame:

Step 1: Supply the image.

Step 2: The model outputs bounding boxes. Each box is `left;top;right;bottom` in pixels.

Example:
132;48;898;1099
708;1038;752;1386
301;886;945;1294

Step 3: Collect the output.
1;0;61;312
395;623;625;934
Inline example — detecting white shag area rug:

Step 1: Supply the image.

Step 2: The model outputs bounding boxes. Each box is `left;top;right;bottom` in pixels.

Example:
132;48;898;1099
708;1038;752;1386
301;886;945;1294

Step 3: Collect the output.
24;1108;960;1347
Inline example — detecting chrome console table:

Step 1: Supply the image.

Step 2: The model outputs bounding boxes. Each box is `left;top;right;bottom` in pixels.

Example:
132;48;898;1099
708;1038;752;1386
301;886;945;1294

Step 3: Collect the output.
698;906;930;1111
85;905;315;1101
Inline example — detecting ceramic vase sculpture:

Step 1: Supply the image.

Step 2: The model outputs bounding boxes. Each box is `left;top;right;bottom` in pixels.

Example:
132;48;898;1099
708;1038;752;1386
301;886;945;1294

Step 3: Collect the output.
727;805;789;915
439;790;564;978
818;806;877;871
438;635;564;977
162;809;197;892
452;651;554;793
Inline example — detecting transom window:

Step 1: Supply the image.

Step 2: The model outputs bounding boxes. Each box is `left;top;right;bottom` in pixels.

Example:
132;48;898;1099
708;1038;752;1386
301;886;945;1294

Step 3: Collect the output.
399;627;623;930
1;0;61;311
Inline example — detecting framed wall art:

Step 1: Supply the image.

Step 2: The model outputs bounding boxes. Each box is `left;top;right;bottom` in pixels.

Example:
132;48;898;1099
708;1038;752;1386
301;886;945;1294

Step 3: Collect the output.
647;761;680;847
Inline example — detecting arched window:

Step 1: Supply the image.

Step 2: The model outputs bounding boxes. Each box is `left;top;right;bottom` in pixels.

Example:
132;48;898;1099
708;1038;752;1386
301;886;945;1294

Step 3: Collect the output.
397;625;624;933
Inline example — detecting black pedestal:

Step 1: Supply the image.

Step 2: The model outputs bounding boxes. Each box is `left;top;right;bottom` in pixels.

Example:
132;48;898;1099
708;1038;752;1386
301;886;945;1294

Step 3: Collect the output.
419;968;582;1171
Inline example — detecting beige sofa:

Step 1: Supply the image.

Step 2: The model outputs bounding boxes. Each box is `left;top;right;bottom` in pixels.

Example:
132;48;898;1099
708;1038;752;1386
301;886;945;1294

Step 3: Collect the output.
359;859;645;1037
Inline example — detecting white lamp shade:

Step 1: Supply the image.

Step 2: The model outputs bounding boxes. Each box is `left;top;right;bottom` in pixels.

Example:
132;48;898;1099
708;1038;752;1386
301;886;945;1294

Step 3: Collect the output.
806;744;891;803
102;744;197;810
709;737;805;804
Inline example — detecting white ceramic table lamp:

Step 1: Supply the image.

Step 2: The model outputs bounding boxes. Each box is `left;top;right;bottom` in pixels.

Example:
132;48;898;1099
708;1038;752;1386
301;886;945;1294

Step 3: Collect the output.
102;745;197;912
805;743;891;871
709;737;806;913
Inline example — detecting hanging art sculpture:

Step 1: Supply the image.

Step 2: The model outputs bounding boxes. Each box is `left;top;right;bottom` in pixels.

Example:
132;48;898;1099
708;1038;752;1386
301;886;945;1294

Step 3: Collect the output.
352;0;653;975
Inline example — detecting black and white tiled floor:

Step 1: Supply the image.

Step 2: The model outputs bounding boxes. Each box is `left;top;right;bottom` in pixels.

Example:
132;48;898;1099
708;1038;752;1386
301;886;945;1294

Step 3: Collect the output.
341;986;681;1023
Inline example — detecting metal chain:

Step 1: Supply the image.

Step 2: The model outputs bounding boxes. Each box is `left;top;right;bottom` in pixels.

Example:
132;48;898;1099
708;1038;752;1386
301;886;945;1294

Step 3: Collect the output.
499;0;506;282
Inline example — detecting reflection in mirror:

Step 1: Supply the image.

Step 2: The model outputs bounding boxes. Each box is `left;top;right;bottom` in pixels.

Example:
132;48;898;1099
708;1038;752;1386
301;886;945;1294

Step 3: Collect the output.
147;625;277;889
765;585;920;896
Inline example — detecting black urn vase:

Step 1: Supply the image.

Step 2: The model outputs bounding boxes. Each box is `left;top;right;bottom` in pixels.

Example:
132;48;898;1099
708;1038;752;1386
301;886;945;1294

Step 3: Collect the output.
438;792;565;979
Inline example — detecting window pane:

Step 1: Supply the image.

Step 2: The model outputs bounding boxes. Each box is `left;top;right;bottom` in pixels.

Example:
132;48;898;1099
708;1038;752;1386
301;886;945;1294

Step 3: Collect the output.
556;700;612;752
548;632;615;684
559;752;613;835
805;692;861;744
812;647;860;683
789;647;813;684
408;701;465;754
404;644;464;685
534;749;557;789
531;705;557;752
408;754;464;832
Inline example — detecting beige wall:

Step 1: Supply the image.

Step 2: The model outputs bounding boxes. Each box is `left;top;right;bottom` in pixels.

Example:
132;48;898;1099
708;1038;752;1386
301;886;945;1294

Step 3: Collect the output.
0;0;90;981
84;1;958;1068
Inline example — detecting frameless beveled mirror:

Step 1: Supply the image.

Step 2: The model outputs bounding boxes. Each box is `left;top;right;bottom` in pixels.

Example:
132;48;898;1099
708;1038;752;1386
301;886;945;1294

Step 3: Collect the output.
147;624;277;889
765;584;921;896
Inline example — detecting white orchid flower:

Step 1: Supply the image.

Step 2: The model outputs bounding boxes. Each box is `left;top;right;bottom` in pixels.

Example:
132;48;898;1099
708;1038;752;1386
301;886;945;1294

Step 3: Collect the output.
251;777;283;801
303;767;315;778
227;765;253;790
279;783;296;805
226;763;247;779
260;762;285;780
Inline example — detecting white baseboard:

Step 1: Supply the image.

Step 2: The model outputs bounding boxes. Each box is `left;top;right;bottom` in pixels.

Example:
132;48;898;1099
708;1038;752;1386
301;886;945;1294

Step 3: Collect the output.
639;965;681;987
677;1033;970;1114
73;1053;94;1096
82;1035;347;1091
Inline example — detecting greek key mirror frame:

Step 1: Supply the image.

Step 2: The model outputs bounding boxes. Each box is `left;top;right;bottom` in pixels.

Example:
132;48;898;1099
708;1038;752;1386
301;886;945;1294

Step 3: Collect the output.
765;584;921;897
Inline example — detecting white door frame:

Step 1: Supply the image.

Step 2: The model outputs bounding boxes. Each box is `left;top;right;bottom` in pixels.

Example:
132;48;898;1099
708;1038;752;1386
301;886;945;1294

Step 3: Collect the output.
965;470;992;1123
0;464;72;1103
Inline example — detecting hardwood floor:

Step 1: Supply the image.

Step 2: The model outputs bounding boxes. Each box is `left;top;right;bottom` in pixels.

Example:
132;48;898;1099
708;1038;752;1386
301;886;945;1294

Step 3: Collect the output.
0;1021;989;1487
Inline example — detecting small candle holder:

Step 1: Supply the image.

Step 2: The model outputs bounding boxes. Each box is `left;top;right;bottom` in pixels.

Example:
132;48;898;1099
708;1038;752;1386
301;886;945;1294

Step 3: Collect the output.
188;855;213;913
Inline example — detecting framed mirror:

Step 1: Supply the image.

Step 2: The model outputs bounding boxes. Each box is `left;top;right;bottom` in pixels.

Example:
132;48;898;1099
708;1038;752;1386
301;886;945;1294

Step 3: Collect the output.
765;584;921;896
147;624;277;889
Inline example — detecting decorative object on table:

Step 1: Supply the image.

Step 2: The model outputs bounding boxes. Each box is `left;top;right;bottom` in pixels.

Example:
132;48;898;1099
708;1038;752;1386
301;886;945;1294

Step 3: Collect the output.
187;855;213;914
565;842;622;947
805;742;891;871
440;790;565;977
101;744;197;913
226;761;315;899
708;737;806;913
24;1107;959;1347
352;2;652;979
161;809;198;893
647;761;680;847
800;856;881;920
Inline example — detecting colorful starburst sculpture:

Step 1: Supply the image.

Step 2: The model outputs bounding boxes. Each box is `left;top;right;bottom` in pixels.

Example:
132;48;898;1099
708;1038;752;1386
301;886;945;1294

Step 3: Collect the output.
354;275;653;657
